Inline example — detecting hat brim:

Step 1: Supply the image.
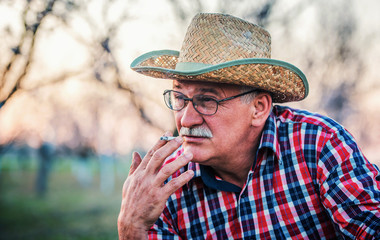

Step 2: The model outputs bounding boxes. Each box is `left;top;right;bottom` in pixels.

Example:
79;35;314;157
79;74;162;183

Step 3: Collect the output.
131;50;308;103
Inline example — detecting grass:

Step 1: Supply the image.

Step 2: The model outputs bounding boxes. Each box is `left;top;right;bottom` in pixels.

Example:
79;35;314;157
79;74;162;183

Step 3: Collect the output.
0;157;128;240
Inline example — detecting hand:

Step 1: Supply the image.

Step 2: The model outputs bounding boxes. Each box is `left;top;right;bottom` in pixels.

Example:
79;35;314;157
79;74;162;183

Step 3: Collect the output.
117;134;194;240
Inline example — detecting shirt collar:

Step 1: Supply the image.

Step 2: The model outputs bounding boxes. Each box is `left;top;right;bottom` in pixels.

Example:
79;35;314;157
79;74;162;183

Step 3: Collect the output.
257;107;281;160
186;162;242;193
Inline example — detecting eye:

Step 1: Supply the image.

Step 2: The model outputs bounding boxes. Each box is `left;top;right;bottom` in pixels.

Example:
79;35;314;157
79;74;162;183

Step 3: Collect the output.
173;92;186;100
196;95;217;108
198;95;217;102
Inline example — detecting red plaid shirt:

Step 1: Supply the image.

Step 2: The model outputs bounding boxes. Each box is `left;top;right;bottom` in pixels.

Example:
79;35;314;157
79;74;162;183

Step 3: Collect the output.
149;106;380;239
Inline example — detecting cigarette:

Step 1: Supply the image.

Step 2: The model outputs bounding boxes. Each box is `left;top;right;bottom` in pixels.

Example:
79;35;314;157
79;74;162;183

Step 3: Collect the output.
160;136;177;141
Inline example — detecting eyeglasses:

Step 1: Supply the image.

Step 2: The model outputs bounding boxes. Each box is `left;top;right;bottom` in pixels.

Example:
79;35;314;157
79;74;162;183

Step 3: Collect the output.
163;89;257;116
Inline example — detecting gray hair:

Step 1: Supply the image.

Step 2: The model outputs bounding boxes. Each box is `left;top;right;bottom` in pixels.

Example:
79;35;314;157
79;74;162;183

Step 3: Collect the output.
239;86;258;104
240;86;274;111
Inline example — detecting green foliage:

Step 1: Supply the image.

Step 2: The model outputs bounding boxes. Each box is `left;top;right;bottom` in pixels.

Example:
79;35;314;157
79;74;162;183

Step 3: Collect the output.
0;160;127;240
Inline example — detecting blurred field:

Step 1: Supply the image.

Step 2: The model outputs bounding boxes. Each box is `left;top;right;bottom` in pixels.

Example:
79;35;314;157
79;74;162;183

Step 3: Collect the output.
0;155;128;240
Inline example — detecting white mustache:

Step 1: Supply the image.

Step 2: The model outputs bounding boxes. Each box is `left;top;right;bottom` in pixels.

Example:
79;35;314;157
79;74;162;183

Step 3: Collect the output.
180;126;213;138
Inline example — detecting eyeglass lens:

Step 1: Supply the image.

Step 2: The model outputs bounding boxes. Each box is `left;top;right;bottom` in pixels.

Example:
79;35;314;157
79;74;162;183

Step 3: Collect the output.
164;91;218;115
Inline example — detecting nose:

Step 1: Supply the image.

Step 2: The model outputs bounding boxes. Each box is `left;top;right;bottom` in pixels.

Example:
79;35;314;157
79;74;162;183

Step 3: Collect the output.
178;101;204;128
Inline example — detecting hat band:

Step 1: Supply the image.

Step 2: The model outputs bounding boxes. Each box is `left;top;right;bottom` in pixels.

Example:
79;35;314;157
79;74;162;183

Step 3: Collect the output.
175;62;212;71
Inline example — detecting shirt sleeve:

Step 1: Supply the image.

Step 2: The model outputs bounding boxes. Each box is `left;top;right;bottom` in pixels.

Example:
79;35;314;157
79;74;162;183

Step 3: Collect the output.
318;128;380;239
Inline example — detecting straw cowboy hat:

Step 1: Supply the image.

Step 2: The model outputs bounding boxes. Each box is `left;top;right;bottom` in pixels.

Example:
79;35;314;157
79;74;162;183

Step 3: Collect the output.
131;13;308;103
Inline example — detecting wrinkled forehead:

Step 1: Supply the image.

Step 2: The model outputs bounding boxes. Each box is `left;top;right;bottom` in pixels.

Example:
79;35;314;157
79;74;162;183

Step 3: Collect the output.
172;80;242;96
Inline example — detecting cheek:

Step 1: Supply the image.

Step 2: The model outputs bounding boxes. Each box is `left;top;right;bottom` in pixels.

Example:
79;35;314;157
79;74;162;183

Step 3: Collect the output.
212;114;251;138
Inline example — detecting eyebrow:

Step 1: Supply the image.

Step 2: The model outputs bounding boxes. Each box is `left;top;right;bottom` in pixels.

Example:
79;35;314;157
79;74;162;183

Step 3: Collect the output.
198;88;219;95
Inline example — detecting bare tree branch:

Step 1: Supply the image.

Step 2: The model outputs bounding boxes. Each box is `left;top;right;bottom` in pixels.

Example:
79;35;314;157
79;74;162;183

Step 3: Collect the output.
0;0;59;108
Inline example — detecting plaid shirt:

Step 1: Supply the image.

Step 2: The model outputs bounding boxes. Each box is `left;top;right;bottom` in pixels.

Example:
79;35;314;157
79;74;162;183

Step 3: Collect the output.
149;106;380;239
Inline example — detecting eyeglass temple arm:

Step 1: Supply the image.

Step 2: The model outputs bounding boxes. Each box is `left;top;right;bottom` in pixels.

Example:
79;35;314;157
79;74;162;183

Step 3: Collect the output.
217;89;257;103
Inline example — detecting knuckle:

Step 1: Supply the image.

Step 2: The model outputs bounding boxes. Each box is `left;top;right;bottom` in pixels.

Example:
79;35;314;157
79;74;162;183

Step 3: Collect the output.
167;179;182;192
152;150;164;161
146;149;155;157
170;179;181;189
177;156;188;165
160;165;172;177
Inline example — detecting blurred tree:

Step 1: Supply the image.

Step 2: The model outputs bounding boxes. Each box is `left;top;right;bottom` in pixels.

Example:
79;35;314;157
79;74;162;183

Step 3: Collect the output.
2;0;375;153
0;0;166;196
165;0;379;151
0;0;158;127
0;0;58;108
0;0;379;189
36;141;55;197
313;0;361;123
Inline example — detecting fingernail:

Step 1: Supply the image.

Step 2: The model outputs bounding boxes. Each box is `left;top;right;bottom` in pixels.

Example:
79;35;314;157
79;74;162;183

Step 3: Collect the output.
187;170;194;178
183;152;193;160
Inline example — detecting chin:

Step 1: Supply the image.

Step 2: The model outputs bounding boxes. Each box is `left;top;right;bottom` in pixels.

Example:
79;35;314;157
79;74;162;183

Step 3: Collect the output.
183;144;211;164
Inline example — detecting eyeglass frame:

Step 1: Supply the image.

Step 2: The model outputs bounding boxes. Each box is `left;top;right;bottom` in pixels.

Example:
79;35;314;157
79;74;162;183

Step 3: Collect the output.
163;89;258;116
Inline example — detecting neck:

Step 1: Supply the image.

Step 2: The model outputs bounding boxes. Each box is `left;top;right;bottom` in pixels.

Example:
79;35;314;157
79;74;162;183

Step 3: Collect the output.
212;152;256;188
208;126;263;188
211;135;260;188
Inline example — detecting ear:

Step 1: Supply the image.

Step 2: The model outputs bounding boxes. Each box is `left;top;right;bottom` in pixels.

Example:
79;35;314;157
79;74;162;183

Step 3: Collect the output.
251;92;272;127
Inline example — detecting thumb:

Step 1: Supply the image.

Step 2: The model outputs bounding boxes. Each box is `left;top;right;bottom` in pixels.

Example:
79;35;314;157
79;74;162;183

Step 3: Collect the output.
129;151;142;175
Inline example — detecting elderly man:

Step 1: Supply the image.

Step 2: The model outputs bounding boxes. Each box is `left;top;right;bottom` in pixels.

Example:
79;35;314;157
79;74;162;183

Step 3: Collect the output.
118;13;380;239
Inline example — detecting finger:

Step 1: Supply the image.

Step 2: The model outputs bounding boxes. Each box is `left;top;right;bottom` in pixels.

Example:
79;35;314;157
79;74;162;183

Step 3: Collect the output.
146;136;184;174
154;151;193;187
138;132;173;169
163;170;194;198
129;152;142;175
